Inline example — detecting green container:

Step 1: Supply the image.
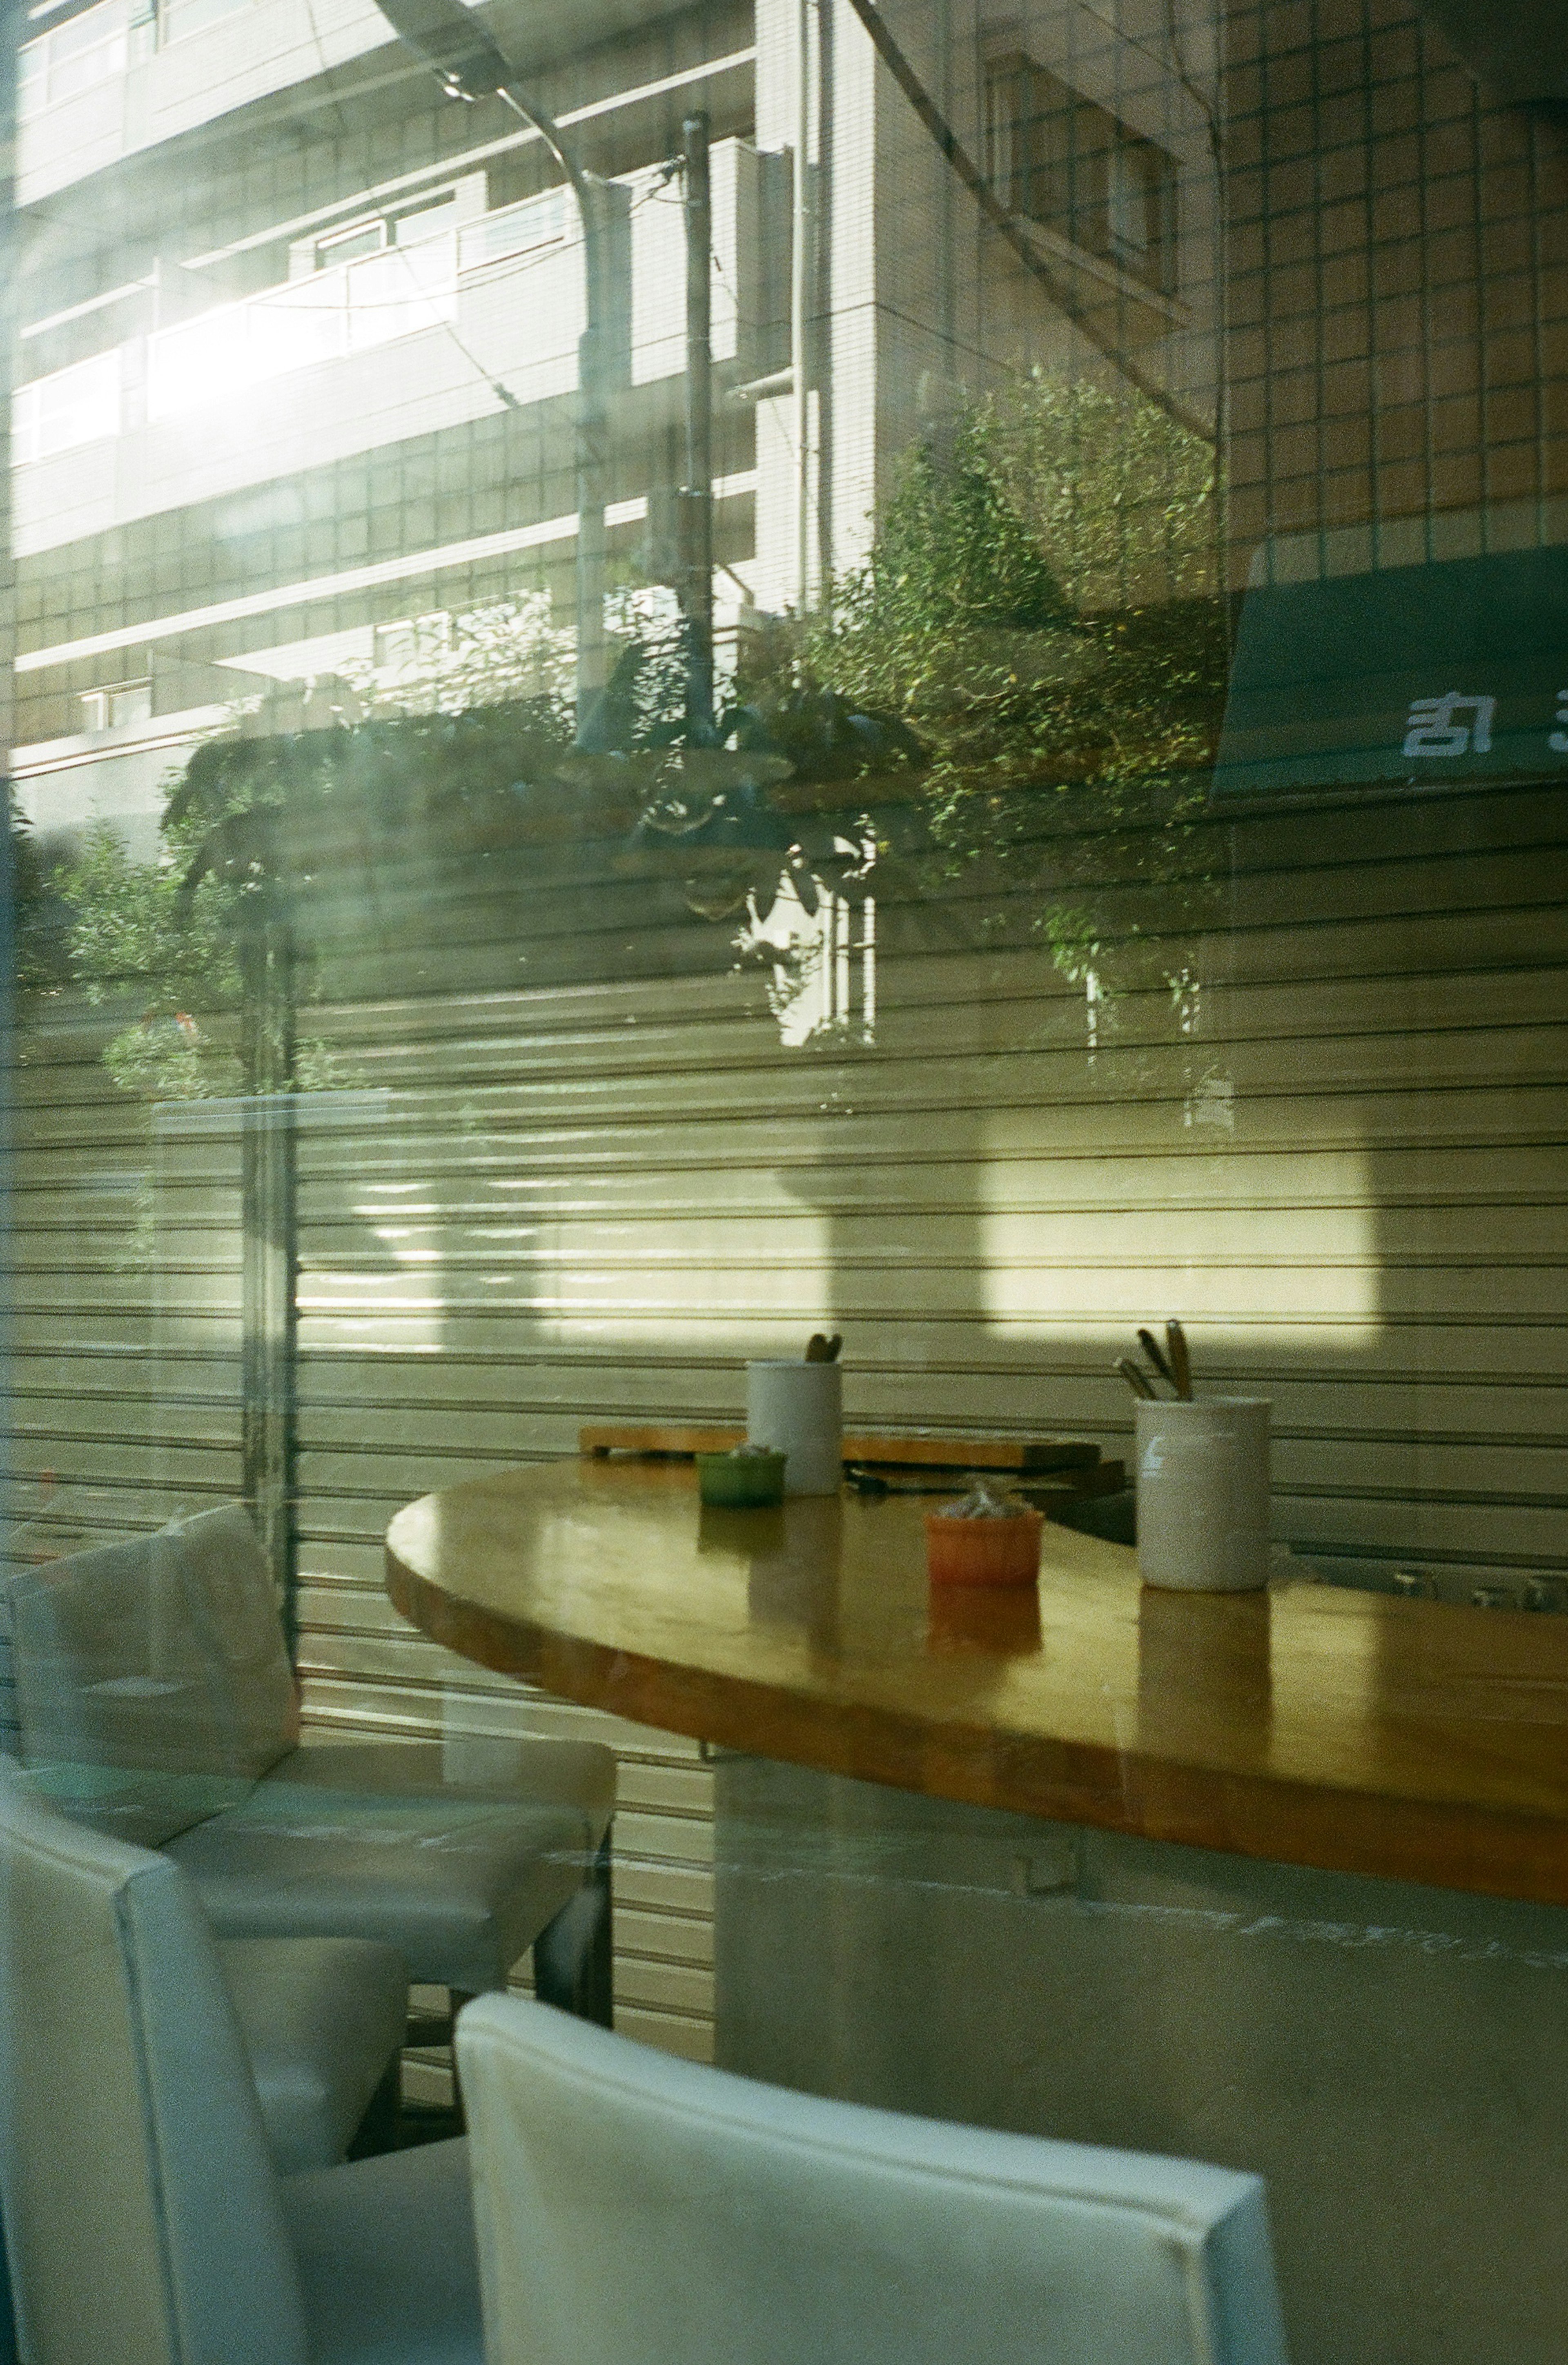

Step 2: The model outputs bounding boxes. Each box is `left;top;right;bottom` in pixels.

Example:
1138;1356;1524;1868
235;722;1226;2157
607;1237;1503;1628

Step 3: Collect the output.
696;1449;787;1508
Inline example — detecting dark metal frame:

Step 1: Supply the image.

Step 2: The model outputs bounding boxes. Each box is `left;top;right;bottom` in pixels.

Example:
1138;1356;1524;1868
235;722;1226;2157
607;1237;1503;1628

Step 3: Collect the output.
532;1831;616;2028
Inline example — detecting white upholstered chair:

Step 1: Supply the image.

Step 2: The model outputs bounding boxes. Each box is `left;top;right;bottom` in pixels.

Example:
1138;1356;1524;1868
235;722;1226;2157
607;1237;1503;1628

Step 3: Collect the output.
0;1748;408;2174
8;1503;615;2013
217;1930;409;2173
455;1994;1290;2365
0;1770;480;2365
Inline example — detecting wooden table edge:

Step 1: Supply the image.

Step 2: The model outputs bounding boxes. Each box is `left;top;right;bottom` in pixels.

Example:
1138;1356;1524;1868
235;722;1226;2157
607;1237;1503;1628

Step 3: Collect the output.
385;1525;1568;1913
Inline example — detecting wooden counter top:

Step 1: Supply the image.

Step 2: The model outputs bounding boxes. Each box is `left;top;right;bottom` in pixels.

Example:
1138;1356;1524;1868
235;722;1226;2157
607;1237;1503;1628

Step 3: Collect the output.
385;1460;1568;1907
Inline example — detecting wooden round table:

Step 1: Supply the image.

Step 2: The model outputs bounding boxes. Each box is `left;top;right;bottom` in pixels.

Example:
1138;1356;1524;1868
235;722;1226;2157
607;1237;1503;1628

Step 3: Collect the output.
387;1459;1568;2365
386;1455;1568;1906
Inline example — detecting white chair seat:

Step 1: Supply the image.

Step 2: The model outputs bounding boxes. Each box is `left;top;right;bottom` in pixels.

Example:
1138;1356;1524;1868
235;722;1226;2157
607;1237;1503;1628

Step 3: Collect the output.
9;1510;617;2002
284;2138;481;2365
219;1935;408;2174
169;1737;614;1990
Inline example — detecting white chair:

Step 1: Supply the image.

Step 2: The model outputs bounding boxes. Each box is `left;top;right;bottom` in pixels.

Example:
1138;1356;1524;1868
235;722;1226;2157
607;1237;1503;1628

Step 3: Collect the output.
218;1930;409;2172
0;1774;409;2365
8;1504;615;2011
0;1747;408;2174
456;1995;1290;2365
0;1769;481;2365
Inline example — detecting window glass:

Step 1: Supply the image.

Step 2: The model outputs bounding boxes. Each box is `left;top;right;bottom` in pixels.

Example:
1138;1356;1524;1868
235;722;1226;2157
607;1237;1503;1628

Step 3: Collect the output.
12;347;120;461
985;49;1179;292
79;679;153;730
315;218;388;268
7;7;1568;2361
160;0;248;42
461;186;570;269
17;0;130;116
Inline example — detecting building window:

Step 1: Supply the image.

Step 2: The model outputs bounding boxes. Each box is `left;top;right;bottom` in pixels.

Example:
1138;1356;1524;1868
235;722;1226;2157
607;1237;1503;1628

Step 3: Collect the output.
18;0;258;120
316;192;455;272
459;189;570;274
78;679;152;732
373;614;453;672
315;217;390;271
158;0;248;43
17;0;138;118
12;349;121;464
983;52;1176;295
390;191;459;245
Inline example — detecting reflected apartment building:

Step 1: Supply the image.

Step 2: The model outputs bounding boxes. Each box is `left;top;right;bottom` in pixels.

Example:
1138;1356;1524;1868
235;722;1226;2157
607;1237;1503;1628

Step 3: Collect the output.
21;0;1558;847
9;0;1223;857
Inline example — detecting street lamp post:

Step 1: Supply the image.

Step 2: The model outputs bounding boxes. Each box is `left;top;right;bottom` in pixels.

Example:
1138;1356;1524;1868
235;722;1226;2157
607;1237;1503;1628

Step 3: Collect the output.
369;0;610;716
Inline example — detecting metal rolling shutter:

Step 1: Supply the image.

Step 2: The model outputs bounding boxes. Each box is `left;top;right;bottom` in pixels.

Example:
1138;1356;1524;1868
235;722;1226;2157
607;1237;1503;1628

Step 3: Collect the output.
7;773;1567;2059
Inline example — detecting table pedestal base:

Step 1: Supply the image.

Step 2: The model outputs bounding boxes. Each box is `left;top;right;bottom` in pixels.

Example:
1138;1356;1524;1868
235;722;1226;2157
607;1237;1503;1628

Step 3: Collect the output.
715;1756;1568;2365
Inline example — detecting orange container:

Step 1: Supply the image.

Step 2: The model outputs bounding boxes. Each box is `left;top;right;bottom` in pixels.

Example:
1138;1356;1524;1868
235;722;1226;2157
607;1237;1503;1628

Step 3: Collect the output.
924;1508;1044;1587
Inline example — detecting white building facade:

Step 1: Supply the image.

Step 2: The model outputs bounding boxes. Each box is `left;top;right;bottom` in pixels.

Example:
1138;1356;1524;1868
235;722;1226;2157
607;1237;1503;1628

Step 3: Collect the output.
9;0;1219;849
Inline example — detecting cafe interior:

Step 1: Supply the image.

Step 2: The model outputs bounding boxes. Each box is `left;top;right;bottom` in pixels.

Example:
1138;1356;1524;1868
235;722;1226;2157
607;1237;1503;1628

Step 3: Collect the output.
2;0;1567;2356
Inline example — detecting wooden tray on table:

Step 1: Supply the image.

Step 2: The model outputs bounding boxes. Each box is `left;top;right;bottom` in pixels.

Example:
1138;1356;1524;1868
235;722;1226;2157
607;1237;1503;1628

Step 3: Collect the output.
578;1425;1125;1503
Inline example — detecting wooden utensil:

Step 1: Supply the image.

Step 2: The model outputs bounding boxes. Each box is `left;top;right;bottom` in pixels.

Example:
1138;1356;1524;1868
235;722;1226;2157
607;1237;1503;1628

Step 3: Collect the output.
805;1333;843;1363
1115;1357;1157;1401
1165;1320;1192;1400
1137;1328;1178;1395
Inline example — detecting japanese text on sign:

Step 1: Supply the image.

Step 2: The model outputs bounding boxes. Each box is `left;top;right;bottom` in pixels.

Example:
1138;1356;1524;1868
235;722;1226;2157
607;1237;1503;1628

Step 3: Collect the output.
1401;690;1568;757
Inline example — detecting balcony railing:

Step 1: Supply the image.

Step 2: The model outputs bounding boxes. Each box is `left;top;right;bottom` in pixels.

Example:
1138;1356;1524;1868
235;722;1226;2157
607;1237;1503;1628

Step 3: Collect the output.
10;146;749;491
146;231;461;419
11;185;577;457
17;0;252;119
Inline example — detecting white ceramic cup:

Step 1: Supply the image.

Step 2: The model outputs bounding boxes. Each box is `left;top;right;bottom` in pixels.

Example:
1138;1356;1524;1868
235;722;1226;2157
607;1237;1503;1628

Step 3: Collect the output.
1135;1397;1271;1592
746;1360;843;1496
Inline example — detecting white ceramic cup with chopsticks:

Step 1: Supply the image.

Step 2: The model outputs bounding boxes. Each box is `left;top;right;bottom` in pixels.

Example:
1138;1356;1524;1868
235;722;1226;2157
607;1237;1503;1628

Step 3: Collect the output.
747;1346;843;1495
1135;1397;1272;1592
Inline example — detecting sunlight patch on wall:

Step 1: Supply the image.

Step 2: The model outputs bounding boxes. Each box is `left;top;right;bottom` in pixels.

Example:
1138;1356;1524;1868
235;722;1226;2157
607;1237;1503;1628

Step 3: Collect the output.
340;1170;838;1363
976;1112;1385;1349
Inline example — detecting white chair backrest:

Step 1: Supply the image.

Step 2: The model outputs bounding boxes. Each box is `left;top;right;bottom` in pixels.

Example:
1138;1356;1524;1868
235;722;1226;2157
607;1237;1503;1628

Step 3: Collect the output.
163;1503;299;1770
9;1507;296;1844
457;1995;1289;2365
0;1770;308;2365
10;1534;214;1844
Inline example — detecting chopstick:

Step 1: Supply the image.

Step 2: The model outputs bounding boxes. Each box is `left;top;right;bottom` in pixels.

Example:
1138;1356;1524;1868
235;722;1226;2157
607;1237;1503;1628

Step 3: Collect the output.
1116;1324;1196;1404
1165;1320;1192;1400
1137;1328;1178;1394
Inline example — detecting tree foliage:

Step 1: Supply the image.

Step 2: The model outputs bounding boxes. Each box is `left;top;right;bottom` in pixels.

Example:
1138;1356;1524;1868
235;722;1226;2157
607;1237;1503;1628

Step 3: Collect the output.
802;374;1228;1002
60;822;245;1098
56;372;1227;1096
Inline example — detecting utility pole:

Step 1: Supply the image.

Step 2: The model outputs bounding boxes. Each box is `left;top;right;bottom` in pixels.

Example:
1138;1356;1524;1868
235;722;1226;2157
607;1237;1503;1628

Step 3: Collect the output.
237;891;297;1652
680;110;714;739
793;0;813;613
370;0;609;715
